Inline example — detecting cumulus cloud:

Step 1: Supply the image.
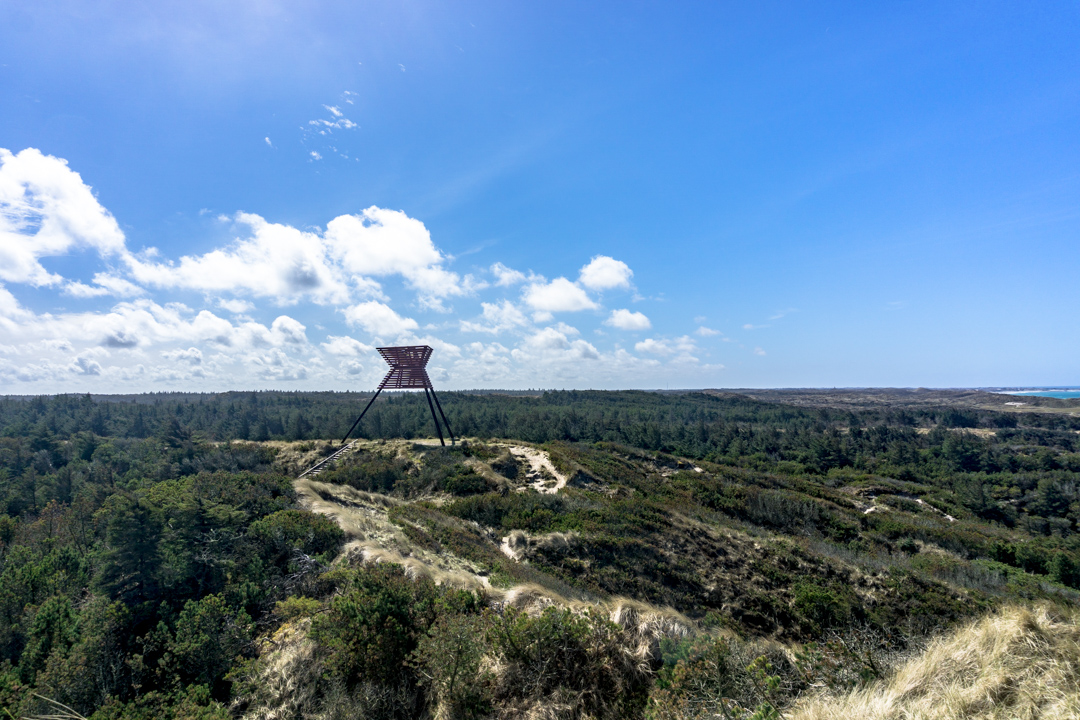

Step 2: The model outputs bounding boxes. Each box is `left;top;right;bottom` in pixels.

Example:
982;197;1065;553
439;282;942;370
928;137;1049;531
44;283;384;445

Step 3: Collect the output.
124;207;476;310
605;308;651;331
326;207;479;308
460;300;530;334
342;301;419;337
0;148;126;287
578;255;632;291
695;326;721;337
72;354;102;376
217;298;254;314
270;315;308;344
522;278;597;313
127;213;350;305
163;347;203;365
635;336;698;359
0;295;310;357
517;327;600;361
250;348;309;381
321;335;372;357
491;262;528;286
0;149;729;392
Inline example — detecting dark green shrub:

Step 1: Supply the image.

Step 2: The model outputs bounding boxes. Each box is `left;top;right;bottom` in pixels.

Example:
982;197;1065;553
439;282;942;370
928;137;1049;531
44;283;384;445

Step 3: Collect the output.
441;468;489;496
898;538;919;554
248;509;345;567
312;564;439;687
792;583;852;635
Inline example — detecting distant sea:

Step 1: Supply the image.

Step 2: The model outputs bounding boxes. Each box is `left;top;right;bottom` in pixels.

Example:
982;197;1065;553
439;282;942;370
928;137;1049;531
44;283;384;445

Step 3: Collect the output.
1005;390;1080;399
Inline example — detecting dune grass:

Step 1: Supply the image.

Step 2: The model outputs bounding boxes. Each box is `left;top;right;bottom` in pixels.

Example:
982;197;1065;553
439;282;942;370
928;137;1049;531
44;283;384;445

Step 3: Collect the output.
790;603;1080;720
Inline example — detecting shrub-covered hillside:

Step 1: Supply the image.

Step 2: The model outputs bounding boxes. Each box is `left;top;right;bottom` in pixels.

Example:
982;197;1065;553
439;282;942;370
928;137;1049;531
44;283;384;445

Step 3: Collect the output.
0;389;1078;718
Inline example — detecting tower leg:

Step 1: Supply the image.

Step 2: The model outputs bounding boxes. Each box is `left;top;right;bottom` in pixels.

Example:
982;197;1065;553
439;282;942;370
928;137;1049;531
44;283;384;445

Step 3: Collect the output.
341;386;384;444
429;387;456;446
424;388;446;446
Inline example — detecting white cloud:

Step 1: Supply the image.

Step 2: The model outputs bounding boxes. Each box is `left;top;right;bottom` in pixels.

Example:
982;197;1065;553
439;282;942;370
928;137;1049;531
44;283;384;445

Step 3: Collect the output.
121;207;474;310
250;348;309;381
325;208;438;275
0;147;732;392
522;277;597;313
517;327;600;360
635;338;672;356
754;347;767;356
0;296;310;356
310;151;323;160
308;105;358;133
92;273;144;297
635;335;698;359
321;335;373;357
552;322;580;336
217;298;255;314
63;281;110;298
264;137;273;147
351;276;388;301
270;315;308;344
342;301;419;337
163;347;203;365
460;300;529;334
326;207;477;307
64;273;144;299
340;359;365;375
491;262;528;286
0;148;127;287
127;212;349;305
578;255;632;291
72;354;102;376
743;323;768;330
695;326;720;337
605;308;651;331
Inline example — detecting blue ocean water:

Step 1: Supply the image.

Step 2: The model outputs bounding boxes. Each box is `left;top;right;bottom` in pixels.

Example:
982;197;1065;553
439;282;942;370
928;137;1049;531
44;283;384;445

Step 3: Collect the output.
1007;391;1080;399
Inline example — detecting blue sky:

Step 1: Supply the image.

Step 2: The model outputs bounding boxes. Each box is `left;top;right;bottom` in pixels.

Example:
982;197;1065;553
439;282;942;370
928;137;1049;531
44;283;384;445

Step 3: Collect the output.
1;1;1078;392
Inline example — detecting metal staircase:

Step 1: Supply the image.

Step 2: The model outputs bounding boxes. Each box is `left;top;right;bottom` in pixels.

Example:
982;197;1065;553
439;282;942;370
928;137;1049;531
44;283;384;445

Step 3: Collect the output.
297;440;358;480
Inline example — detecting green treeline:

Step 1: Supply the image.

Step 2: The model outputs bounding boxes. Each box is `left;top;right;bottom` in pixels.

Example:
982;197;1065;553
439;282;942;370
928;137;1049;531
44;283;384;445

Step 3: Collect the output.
4;390;1079;536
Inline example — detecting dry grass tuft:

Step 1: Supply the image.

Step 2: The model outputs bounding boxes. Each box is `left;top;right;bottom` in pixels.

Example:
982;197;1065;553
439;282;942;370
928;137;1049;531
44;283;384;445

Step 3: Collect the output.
790;603;1080;720
234;619;321;720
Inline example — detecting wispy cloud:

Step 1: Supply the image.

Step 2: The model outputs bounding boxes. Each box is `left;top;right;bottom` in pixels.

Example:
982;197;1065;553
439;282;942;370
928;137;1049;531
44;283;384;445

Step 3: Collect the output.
769;308;798;321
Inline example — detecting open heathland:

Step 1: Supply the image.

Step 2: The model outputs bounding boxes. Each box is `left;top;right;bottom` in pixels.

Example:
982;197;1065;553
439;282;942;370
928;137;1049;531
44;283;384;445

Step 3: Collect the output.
1;389;1078;718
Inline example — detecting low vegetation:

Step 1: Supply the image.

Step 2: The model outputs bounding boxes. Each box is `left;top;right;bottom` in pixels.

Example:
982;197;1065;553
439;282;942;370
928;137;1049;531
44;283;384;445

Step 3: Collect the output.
0;389;1077;718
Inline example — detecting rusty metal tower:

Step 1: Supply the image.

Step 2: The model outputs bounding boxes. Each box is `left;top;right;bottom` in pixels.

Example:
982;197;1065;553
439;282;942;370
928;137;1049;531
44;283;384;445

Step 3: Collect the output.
340;345;455;446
